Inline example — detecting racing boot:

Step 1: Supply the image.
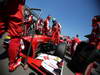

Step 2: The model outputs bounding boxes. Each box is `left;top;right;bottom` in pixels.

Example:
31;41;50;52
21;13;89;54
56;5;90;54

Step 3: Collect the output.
9;58;21;72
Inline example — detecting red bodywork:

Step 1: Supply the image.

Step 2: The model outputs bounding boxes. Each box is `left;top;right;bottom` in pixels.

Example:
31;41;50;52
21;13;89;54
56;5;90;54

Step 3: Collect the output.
22;31;63;58
19;53;47;75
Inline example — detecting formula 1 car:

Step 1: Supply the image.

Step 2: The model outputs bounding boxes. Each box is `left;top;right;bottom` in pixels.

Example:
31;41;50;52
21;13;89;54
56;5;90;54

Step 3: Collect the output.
2;6;67;75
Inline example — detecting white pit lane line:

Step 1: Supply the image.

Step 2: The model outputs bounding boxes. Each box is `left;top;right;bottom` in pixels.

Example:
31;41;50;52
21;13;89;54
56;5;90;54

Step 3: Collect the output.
61;61;65;75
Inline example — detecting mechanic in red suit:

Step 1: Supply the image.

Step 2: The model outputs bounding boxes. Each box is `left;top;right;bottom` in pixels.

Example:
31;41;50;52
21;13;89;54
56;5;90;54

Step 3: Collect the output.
51;18;62;44
24;8;33;35
88;15;100;75
71;35;81;56
0;0;25;71
42;16;51;35
35;18;44;34
90;15;100;50
83;16;100;75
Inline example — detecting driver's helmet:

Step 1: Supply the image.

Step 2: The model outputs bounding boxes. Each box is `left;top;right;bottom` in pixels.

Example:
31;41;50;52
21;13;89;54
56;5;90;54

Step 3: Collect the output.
52;17;57;24
52;17;56;22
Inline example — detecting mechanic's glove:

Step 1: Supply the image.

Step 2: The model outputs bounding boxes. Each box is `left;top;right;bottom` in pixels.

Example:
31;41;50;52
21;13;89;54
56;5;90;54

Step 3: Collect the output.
0;35;3;39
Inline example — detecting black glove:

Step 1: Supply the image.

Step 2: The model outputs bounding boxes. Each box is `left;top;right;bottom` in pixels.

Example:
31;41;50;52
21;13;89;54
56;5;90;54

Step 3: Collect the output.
0;35;3;39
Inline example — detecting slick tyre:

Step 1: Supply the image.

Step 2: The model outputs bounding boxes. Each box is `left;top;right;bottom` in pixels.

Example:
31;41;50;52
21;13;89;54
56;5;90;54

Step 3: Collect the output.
54;43;67;59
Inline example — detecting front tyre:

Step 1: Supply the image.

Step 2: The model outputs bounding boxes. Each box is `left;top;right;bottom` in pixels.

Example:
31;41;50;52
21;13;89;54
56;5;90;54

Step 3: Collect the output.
54;43;67;59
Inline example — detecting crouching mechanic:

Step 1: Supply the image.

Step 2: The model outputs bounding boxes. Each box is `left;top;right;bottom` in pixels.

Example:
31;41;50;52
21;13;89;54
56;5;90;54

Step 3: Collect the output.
90;15;100;75
71;35;81;56
0;0;25;71
85;15;100;75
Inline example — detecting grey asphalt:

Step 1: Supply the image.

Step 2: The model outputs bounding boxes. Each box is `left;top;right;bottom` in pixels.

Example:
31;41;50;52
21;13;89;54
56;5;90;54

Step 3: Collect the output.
0;37;74;75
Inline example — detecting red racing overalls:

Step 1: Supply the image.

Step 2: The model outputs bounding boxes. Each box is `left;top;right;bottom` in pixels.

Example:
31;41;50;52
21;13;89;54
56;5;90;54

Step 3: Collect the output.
90;16;100;50
42;16;51;35
0;0;25;71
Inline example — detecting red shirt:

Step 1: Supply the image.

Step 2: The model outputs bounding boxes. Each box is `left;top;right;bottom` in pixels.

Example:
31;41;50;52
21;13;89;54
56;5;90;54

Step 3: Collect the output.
72;37;81;44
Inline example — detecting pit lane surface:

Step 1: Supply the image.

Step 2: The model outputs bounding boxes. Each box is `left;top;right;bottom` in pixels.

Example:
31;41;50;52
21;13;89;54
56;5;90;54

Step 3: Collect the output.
0;37;74;75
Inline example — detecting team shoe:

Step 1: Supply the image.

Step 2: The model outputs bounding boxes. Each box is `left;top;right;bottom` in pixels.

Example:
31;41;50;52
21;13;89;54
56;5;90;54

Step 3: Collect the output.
9;58;21;72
